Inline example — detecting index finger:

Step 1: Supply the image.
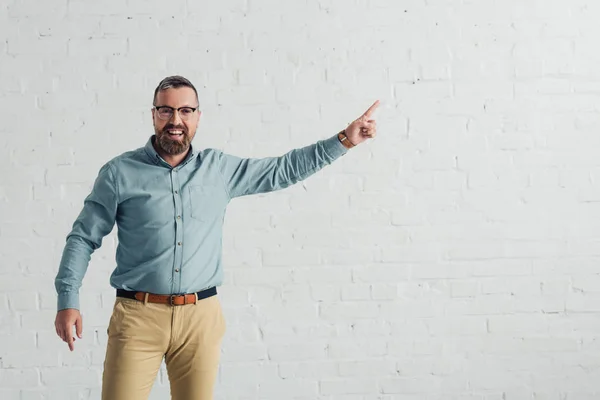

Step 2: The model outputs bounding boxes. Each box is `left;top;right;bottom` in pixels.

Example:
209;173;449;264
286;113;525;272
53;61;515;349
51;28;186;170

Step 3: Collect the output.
362;100;380;118
67;336;75;351
65;328;75;351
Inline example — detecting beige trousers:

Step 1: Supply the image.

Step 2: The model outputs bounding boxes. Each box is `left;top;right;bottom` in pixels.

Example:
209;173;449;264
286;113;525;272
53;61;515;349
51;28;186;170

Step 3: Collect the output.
101;295;226;400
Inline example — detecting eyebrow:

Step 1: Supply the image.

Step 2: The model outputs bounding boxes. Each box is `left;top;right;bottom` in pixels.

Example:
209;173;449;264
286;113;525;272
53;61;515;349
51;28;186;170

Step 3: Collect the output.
154;105;198;108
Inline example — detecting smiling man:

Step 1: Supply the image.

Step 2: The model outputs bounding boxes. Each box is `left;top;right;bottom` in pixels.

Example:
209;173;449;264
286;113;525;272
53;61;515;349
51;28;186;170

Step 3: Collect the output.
54;75;379;400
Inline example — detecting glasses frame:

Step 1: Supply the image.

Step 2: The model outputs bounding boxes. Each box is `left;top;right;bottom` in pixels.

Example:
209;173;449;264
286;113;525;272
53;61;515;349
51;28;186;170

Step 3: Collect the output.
153;105;199;121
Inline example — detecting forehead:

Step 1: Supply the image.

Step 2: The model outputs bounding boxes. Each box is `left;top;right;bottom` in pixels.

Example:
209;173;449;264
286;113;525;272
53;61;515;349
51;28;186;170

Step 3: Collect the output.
154;87;197;107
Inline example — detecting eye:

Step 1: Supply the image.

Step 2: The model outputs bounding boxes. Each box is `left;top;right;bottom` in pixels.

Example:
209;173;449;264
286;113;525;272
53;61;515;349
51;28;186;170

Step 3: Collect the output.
180;108;194;115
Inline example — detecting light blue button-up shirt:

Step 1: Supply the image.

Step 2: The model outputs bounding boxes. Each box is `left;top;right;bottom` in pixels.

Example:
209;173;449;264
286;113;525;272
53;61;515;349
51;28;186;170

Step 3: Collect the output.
55;134;348;310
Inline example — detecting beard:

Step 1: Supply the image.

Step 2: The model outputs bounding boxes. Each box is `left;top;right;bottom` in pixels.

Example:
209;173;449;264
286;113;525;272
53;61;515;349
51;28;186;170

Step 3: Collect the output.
155;124;192;155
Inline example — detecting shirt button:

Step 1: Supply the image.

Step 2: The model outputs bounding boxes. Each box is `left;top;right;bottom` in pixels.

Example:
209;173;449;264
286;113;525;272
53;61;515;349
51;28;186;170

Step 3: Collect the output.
175;269;180;273
174;190;179;194
177;215;181;220
177;242;182;246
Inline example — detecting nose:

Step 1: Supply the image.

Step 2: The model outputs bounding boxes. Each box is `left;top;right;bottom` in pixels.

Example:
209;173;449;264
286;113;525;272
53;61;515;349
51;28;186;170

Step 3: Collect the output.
170;109;183;125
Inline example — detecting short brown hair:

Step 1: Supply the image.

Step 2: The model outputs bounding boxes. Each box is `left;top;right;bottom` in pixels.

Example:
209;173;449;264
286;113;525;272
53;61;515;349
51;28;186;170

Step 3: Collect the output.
153;75;199;105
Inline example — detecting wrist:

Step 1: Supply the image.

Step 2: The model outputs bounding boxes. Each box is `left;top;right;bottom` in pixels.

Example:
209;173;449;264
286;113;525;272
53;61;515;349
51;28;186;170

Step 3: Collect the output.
337;130;355;149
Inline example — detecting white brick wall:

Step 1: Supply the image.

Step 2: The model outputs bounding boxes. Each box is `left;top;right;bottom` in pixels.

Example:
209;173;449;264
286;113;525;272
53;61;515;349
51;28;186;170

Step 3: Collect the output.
1;0;599;398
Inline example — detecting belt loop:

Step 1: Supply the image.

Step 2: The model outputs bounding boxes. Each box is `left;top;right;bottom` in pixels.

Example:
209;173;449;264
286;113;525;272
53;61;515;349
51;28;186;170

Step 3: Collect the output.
144;293;149;305
194;292;198;305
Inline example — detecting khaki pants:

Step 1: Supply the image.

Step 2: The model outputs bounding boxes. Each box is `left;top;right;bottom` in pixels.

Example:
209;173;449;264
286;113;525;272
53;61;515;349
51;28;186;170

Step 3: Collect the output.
101;295;226;400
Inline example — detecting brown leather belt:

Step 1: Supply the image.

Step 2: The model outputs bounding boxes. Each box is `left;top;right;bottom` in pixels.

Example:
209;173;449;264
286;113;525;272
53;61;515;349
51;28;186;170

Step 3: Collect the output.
116;287;217;306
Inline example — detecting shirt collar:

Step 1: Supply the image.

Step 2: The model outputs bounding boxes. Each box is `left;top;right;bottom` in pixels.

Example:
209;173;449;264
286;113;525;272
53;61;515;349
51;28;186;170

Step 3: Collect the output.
144;135;197;167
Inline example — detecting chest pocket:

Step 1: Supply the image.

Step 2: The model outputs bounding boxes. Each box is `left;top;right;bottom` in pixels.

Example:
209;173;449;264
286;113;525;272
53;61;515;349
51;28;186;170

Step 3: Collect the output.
188;185;226;221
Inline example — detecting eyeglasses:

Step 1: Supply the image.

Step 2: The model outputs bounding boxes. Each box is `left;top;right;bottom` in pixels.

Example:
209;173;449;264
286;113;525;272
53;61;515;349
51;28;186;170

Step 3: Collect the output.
153;106;199;121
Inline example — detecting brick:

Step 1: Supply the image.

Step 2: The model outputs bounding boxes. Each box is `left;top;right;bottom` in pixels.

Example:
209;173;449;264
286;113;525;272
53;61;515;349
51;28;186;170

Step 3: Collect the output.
340;284;371;301
293;267;352;284
268;342;326;361
380;376;440;394
0;369;39;388
310;284;341;302
262;249;320;266
327;339;386;358
566;294;600;313
7;292;38;311
0;390;19;400
320;379;378;395
2;349;60;368
278;361;337;379
258;378;318;397
40;367;99;387
450;280;480;298
280;284;312;303
338;360;395;377
352;264;410;283
426;317;488;336
232;267;293;285
220;344;268;363
0;332;36;353
0;312;20;334
320;303;379;320
258;303;318;322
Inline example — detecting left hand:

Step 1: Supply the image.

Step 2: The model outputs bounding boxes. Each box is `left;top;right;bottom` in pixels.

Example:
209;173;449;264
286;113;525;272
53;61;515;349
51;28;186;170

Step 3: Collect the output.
345;100;380;146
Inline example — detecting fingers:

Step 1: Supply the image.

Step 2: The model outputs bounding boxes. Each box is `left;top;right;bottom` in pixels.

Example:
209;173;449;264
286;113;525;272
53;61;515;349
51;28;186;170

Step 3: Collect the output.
360;120;377;138
55;320;66;341
67;335;75;351
75;315;83;339
346;101;379;143
362;100;380;119
62;324;75;351
57;327;74;351
361;120;376;130
360;128;376;138
55;319;77;351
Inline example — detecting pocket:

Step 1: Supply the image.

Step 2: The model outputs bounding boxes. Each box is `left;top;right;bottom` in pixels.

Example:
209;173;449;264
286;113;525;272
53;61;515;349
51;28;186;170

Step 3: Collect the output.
115;297;142;307
107;298;141;338
106;300;120;336
200;296;226;344
188;185;225;221
215;297;227;338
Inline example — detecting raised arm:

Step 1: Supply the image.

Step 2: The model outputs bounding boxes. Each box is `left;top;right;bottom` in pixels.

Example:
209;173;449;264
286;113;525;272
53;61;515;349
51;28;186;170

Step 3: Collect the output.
218;100;380;198
218;134;348;199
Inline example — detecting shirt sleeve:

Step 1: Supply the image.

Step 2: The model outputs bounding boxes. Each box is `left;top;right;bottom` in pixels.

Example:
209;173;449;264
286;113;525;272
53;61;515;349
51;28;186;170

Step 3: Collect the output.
55;162;118;311
218;134;348;199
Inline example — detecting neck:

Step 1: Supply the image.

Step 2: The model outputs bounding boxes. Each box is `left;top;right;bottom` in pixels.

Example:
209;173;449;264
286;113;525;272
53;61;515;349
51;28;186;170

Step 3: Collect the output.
152;138;189;168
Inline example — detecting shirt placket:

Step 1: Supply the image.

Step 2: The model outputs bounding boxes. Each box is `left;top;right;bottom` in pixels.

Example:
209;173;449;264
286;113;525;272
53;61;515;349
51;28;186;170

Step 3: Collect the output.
171;167;184;294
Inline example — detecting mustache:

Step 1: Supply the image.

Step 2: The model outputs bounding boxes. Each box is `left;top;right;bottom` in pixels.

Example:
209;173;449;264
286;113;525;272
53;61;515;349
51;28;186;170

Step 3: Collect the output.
162;125;188;134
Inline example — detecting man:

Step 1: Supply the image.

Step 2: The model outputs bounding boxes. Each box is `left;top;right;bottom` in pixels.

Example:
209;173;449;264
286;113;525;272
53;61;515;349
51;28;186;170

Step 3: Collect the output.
54;75;379;400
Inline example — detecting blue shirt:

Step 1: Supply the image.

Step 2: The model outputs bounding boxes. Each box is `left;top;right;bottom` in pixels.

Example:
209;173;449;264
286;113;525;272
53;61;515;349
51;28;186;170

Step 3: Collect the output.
55;134;348;310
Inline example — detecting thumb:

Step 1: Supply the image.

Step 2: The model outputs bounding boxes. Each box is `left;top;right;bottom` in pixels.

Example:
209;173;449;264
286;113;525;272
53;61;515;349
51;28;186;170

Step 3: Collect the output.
75;315;83;339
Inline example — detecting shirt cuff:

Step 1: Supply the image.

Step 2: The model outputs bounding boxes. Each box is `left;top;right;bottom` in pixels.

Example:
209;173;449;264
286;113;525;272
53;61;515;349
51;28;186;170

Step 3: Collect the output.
57;292;80;311
323;133;349;159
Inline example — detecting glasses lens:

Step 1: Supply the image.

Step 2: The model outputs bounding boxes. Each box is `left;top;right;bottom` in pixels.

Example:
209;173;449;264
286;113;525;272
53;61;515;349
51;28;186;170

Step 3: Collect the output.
179;108;194;121
157;108;173;120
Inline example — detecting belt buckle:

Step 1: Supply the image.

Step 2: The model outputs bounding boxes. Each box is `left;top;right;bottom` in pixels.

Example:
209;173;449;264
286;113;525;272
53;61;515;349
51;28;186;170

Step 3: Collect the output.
170;295;178;306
